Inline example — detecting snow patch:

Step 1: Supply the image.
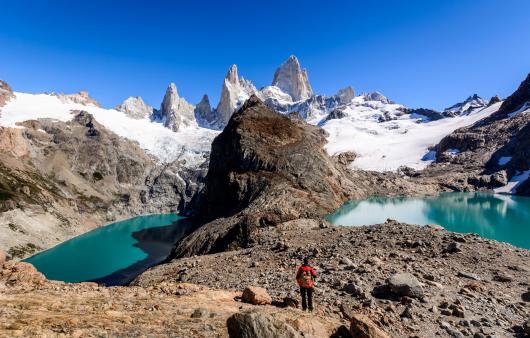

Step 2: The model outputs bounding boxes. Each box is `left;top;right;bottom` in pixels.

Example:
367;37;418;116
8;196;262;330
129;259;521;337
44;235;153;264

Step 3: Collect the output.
497;156;512;166
508;102;530;118
323;102;502;172
494;170;530;194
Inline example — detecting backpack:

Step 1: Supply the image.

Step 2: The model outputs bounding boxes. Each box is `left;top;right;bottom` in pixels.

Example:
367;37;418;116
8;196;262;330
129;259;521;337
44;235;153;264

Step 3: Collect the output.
298;267;314;288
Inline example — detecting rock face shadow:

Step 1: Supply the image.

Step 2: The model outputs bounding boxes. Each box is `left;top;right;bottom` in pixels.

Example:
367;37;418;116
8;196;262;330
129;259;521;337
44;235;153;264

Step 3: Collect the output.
91;218;197;286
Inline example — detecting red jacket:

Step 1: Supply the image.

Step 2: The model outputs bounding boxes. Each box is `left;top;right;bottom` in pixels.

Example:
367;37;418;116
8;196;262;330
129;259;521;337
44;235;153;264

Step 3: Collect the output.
296;264;317;288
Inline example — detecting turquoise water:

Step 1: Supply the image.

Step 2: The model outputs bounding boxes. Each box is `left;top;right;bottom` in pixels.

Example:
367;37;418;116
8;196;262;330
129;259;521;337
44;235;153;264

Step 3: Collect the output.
25;214;194;285
326;192;530;249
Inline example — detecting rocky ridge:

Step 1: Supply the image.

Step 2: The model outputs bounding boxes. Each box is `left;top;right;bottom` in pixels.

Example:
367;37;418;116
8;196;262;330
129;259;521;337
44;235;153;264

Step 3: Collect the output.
434;73;530;195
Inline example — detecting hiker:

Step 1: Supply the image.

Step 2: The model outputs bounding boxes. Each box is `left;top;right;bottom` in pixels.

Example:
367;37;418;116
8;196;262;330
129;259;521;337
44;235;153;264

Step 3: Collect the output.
295;257;317;312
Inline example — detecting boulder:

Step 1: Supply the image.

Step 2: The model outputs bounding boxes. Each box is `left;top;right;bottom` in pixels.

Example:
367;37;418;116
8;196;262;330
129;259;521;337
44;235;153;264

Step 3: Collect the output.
226;311;301;338
386;273;424;299
350;313;390;338
241;286;272;305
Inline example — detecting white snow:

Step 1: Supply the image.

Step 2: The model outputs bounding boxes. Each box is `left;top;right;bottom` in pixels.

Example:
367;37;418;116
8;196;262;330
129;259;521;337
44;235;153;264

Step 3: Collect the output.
445;148;460;155
494;170;530;194
323;102;503;171
0;92;219;167
508;102;530;118
498;156;512;166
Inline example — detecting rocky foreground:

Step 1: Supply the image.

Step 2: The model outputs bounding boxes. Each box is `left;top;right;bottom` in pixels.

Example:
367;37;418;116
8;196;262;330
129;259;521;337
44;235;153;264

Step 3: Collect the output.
134;219;530;337
1;219;529;337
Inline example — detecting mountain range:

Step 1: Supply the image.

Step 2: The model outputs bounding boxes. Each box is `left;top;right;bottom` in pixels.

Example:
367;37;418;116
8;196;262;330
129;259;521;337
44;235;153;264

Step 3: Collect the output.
0;56;529;260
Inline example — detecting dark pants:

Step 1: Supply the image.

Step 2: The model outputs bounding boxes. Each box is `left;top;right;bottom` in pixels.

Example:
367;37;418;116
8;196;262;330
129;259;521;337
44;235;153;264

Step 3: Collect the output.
300;287;313;311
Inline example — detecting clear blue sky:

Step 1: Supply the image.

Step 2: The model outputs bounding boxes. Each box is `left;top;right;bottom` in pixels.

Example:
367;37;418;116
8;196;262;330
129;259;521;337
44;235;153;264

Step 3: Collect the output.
0;0;529;110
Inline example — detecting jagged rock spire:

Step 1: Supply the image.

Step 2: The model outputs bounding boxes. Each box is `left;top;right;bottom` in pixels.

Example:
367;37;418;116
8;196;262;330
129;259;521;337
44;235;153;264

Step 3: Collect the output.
215;65;257;127
195;94;215;125
336;86;355;104
156;83;195;131
272;55;313;101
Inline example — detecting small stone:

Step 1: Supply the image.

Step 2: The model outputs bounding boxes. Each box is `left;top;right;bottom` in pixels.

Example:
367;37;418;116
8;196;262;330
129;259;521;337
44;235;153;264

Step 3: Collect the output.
386;273;424;299
190;308;209;318
241;286;272;305
400;305;413;319
445;242;462;254
457;271;481;281
343;283;362;296
492;273;513;283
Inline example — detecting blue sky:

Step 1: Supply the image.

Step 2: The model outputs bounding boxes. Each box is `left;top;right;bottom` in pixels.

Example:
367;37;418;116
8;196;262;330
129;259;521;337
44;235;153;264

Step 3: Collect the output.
0;0;529;110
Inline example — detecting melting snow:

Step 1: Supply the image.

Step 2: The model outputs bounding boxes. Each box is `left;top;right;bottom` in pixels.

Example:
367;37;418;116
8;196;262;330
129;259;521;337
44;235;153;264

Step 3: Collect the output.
0;92;219;167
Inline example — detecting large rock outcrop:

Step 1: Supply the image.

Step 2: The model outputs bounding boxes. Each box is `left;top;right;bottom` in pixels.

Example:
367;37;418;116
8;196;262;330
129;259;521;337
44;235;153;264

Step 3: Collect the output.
154;83;196;131
272;55;313;101
172;95;357;256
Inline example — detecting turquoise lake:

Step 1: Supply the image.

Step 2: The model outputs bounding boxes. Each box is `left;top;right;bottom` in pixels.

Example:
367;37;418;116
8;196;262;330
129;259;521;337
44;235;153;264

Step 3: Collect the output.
326;192;530;249
25;214;195;285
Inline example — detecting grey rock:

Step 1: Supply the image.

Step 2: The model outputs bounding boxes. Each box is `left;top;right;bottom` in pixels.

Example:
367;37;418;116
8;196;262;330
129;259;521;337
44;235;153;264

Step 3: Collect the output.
386;273;424;299
457;271;481;281
226;311;301;338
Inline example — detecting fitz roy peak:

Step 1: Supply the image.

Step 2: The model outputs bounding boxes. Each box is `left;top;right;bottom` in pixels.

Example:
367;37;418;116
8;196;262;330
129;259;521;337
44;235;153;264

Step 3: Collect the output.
154;83;196;131
271;55;313;101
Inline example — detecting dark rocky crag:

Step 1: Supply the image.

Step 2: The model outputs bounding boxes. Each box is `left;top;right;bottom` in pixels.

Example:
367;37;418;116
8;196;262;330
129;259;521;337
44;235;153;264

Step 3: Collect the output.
172;96;437;257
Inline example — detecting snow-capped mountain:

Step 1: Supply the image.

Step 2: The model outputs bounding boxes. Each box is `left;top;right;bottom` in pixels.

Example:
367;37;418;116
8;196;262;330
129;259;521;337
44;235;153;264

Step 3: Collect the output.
153;83;196;131
214;65;257;127
443;94;487;116
271;55;313;101
0;55;504;173
115;96;154;119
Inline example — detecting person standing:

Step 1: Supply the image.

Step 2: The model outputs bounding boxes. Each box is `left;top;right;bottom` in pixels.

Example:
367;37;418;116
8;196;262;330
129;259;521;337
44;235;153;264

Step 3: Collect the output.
295;257;317;312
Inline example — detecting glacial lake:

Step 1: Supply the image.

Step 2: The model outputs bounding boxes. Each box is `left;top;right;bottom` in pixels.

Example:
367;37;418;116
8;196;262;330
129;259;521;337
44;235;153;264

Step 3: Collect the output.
25;214;195;286
326;192;530;249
